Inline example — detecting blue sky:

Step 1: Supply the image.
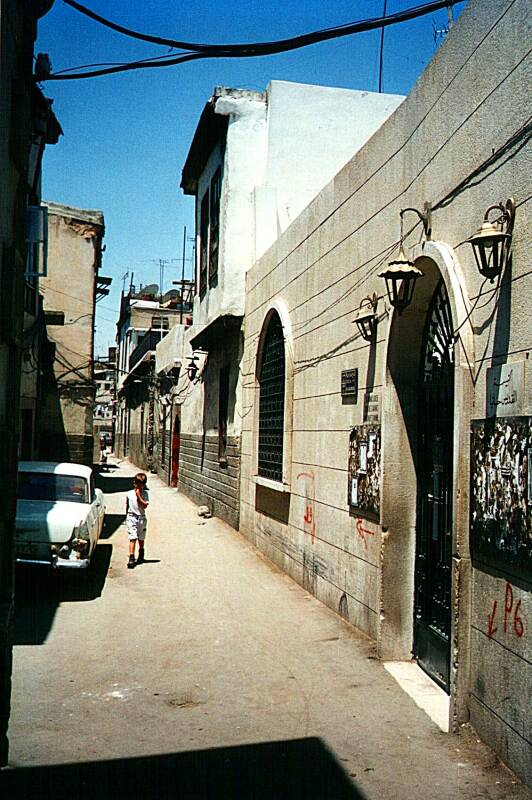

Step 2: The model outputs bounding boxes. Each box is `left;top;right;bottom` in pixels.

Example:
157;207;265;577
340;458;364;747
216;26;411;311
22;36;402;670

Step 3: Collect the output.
36;1;466;354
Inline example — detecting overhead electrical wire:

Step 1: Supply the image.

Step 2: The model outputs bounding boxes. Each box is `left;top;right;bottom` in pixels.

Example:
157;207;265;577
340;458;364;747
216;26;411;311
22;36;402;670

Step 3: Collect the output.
43;0;461;80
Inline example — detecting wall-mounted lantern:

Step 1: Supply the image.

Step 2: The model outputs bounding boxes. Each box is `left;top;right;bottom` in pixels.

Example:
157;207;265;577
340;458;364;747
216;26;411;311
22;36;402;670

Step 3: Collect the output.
186;351;207;382
353;293;379;341
466;198;515;282
379;243;423;315
379;204;430;314
186;354;200;382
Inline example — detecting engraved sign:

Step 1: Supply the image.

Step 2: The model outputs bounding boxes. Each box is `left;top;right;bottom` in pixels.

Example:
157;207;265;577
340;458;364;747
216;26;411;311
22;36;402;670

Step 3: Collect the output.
487;362;523;417
341;369;358;399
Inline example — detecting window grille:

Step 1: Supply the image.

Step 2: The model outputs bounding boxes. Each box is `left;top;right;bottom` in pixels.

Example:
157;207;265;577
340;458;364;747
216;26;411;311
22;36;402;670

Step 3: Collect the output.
258;313;285;482
151;316;169;331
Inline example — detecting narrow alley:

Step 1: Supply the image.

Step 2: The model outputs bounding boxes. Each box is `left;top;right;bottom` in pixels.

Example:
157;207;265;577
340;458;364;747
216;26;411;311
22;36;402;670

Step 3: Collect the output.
6;461;528;799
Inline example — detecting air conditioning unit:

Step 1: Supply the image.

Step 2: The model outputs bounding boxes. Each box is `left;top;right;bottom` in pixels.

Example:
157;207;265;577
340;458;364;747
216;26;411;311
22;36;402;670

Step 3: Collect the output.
25;205;48;277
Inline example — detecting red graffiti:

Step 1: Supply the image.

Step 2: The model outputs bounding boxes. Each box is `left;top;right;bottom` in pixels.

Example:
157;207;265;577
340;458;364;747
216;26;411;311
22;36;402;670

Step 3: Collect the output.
487;601;498;639
514;600;524;638
487;582;525;640
297;471;316;545
504;582;513;634
355;518;374;547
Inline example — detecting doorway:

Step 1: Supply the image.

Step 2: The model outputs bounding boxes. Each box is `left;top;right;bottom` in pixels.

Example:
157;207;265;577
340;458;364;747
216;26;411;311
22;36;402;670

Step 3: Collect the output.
413;278;454;692
171;413;180;487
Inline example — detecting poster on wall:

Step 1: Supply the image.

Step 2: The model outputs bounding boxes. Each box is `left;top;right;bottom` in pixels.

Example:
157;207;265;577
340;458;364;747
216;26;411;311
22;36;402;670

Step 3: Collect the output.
348;424;381;521
470;416;531;581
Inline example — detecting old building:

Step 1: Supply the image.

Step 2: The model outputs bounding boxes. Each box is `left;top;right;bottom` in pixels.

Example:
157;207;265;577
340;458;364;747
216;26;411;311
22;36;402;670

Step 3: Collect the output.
38;201;106;465
93;345;116;455
115;285;187;470
0;0;58;766
19;88;62;460
239;0;531;785
178;80;404;529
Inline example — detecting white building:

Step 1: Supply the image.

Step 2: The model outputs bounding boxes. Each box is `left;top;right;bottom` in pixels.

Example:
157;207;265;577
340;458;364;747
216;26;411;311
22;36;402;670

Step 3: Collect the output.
170;80;404;527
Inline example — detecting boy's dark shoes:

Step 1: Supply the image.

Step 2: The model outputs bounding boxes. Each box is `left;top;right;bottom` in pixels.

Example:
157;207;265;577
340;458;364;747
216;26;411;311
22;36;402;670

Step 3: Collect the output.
127;554;136;569
137;549;145;565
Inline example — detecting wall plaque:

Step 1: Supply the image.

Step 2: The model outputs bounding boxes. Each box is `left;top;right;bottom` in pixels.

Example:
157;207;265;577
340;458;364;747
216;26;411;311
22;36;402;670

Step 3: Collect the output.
486;361;524;417
341;369;358;399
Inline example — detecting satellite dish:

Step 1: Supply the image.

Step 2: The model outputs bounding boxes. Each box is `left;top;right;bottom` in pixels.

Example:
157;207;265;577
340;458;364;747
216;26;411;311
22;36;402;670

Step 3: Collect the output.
141;284;159;297
163;289;179;303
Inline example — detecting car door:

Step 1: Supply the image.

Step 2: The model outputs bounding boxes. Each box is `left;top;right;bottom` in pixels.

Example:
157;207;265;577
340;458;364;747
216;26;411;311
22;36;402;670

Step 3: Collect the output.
89;473;105;538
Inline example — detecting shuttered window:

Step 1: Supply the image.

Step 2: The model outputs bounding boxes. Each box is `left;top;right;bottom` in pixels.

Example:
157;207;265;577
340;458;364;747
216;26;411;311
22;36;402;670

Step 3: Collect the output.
199;189;209;296
258;313;285;482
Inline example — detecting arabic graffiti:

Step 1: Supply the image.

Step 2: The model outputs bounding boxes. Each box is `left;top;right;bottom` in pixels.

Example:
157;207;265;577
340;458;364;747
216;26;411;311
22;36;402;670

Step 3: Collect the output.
297;471;316;544
471;416;531;580
487;362;523;417
355;517;375;547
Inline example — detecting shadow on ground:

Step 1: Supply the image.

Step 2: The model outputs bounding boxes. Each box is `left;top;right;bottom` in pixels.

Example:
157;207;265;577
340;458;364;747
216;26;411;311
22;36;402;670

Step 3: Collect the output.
2;737;365;799
13;543;112;645
100;513;125;539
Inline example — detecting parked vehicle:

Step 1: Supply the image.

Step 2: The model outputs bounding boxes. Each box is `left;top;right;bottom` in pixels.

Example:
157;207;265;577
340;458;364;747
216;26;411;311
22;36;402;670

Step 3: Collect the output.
15;462;105;569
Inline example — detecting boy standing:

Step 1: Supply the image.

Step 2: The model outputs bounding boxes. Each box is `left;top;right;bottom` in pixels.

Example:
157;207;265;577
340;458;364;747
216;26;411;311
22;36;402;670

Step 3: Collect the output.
126;473;149;568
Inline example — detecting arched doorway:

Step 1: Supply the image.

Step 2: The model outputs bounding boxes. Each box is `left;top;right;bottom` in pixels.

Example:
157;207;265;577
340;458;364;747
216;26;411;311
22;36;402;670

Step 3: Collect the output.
170;413;180;487
414;278;454;691
380;242;474;722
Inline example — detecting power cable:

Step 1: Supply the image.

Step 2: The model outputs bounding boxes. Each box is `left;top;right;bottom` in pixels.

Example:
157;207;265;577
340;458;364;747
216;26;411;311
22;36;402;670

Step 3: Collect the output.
44;0;462;80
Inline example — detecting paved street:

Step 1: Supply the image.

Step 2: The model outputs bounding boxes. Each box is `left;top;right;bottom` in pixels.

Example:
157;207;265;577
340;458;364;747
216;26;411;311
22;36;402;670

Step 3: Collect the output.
6;461;530;799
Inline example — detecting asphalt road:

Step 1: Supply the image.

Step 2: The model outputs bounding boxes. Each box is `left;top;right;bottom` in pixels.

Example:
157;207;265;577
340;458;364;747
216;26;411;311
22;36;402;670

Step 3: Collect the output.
5;460;530;799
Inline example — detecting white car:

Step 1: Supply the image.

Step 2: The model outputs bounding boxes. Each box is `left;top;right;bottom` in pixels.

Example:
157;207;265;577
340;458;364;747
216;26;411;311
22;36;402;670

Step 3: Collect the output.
16;462;105;570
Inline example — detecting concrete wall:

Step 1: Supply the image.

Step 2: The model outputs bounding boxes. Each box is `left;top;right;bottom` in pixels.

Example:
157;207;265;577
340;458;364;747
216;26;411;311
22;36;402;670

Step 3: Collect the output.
261;81;403;245
240;0;531;784
40;202;104;465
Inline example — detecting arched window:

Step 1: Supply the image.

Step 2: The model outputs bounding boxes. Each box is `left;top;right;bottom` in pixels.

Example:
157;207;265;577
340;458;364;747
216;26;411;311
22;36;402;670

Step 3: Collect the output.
258;312;285;482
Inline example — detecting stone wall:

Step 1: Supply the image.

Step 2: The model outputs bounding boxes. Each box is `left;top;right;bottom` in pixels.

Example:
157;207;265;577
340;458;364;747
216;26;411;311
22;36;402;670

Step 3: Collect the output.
179;434;241;529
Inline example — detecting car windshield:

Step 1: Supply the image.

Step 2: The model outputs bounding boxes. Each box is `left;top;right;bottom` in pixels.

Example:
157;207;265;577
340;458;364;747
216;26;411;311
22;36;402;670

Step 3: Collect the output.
18;472;89;504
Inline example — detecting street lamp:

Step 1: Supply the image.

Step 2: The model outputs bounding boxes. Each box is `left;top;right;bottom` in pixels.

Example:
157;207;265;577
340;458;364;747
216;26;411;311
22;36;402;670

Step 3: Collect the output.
353;293;379;341
379;205;429;314
466;198;515;282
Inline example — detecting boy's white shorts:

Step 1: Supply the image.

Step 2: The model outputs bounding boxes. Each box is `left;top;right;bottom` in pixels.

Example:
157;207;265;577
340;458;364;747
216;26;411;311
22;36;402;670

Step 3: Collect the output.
127;513;147;541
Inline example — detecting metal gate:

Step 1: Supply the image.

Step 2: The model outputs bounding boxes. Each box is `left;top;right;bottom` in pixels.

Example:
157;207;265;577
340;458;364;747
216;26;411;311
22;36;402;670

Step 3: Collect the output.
414;278;454;692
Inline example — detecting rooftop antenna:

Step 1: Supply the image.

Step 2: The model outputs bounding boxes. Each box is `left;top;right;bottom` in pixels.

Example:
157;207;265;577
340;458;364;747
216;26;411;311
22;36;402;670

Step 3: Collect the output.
432;19;449;45
433;3;453;46
120;271;129;294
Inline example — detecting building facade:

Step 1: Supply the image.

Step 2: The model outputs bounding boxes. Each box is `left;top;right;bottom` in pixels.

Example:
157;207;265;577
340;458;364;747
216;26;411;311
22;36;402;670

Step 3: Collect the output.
115;286;186;470
93;345;116;456
239;0;531;785
0;0;58;766
179;81;404;529
38;201;105;466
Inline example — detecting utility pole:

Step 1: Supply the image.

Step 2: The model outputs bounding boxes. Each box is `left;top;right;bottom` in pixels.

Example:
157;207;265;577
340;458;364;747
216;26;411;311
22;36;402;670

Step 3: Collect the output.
378;0;387;94
180;227;186;324
173;226;195;324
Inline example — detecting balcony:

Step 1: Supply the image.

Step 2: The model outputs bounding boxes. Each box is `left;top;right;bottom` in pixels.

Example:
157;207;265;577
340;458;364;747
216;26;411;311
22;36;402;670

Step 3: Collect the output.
129;329;166;372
